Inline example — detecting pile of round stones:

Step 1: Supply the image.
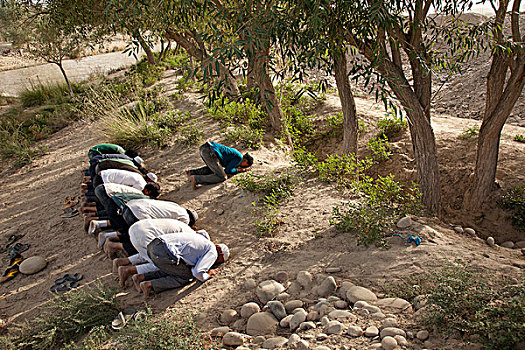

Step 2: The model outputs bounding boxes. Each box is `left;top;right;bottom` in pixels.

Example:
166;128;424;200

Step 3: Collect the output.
211;271;431;349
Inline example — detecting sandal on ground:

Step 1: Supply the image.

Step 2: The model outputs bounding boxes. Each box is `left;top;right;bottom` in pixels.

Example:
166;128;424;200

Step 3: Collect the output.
7;243;30;259
0;234;23;253
0;254;23;283
111;307;137;330
50;278;81;293
54;273;83;285
61;207;79;218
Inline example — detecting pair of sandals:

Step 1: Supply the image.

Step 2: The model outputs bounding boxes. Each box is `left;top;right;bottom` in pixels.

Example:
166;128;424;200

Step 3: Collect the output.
0;234;23;253
61;196;79;218
50;273;83;292
111;307;146;330
0;253;23;283
6;242;30;259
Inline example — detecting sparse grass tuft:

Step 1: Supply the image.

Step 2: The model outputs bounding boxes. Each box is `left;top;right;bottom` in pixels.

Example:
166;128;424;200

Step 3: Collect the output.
3;283;118;350
19;83;84;108
459;126;479;139
178;123;203;147
499;185;525;232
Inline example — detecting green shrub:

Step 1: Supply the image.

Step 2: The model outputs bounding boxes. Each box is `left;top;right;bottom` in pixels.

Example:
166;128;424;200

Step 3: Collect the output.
292;147;318;171
326;112;367;136
366;136;391;162
459;126;479;139
377;115;408;140
67;312;218;350
4;283;118;350
278;80;326;114
316;153;373;186
178;123;203;147
208;99;266;130
283;107;315;147
225;125;263;149
331;174;421;246
499;185;525;232
514;134;525;143
154;109;191;130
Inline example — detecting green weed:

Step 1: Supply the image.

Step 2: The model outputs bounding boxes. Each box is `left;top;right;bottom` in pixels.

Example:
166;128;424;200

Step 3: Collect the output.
225;125;263;149
377;114;408;140
208;99;266;130
459;126;479;139
514;134;525;143
278;80;326;114
178;123;203;147
366;136;392;162
283;107;315;147
317;153;373;186
499;185;525;232
19;82;84;108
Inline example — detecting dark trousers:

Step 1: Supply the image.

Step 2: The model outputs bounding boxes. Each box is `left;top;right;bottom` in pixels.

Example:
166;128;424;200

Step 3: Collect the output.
189;143;227;185
146;238;193;293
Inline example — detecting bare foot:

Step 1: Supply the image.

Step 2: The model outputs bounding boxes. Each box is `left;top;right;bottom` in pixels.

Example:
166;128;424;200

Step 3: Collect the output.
84;216;98;231
140;281;153;298
112;258;129;274
190;175;198;190
118;266;137;287
132;274;145;292
104;240;124;258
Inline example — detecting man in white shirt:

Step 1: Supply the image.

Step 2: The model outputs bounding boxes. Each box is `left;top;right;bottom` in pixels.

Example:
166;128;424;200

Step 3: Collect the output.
116;219;228;297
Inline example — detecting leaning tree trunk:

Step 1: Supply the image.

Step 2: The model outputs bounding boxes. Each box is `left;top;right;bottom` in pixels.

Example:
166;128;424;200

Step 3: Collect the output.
251;43;283;133
333;48;358;154
135;32;156;65
380;60;442;215
54;61;74;98
467;57;525;209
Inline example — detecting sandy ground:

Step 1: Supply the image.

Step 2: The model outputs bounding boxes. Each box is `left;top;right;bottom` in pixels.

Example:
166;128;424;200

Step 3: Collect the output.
0;86;524;348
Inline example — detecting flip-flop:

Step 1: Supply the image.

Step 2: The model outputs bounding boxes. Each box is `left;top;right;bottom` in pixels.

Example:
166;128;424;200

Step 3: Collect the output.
111;307;137;330
61;207;79;218
50;279;81;293
54;273;83;284
0;234;23;253
0;254;23;283
7;243;30;259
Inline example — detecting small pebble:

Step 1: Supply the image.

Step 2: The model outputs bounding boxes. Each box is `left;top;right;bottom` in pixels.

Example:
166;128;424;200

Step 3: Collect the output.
486;237;495;247
382;336;398;350
464;227;476;235
365;326;379;337
417;330;429;340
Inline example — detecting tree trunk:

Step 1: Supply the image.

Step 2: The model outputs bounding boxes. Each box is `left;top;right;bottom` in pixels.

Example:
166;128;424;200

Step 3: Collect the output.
380;59;442;215
251;43;283;133
55;61;74;98
333;48;358;154
467;57;525;209
136;32;156;65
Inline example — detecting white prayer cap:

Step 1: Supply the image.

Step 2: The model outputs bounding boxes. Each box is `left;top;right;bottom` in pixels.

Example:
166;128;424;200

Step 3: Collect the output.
218;243;230;261
196;229;210;240
146;172;158;182
133;156;144;165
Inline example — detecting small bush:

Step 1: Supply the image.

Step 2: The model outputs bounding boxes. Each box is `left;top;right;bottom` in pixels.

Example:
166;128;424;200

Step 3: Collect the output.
278;80;326;114
377;115;408;140
225;125;263;149
514;134;525;143
20;83;84;108
326;112;367;136
316;153;373;187
499;185;525;232
154;109;191;130
283;107;315;147
459;126;479;139
4;283;118;350
178;123;203;147
292;147;318;172
67;312;218;350
208;99;266;130
366;136;391;162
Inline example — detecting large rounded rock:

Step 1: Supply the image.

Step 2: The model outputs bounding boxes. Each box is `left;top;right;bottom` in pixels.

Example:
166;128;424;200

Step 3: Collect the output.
296;271;313;288
223;332;245;346
211;326;231;337
486;237;495;247
267;300;286;321
317;276;337;297
501;241;515;249
324;320;344;335
220;309;238;324
382;336;398;350
346;326;363;337
365;326;379;337
346;286;377;303
280;314;293;328
241;302;261;318
256;280;285;304
19;256;47;275
285;300;304;313
380;327;406;339
397;216;412;228
375;298;412;314
262;336;288;349
337;281;355;298
289;309;307;331
246;312;279;336
328;310;356;322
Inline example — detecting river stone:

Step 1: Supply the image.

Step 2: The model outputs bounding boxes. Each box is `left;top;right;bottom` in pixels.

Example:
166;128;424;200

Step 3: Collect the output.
289;309;308;330
346;286;377;303
464;227;476;235
365;326;379;337
299;321;316;331
232;318;246;331
325;267;341;273
307;310;320;321
346;325;363;337
276;292;290;301
287;281;303;294
257;280;285;304
274;271;289;282
486;237;495;247
296;271;313;288
244;278;257;290
382;336;398;350
364;304;381;314
354;300;369;308
416;330;429;340
501;241;515;249
397;216;412;228
220;309;238;324
380;327;406;339
515;241;525;248
296;340;310;350
288;333;301;346
334;300;348;309
262;336;288;349
324;320;344;335
317;276;337;297
246;312;279;336
285;300;304;313
316;333;328;341
338;281;356;299
314;347;331;350
222;332;245;346
381;318;398;328
375;298;412;314
394;335;408;346
369;344;383;349
453;226;464;234
211;326;231;337
267;300;287;321
19;256;47;275
371;312;386;320
328;310;356;322
280;315;293;328
241;302;261;318
253;336;266;344
320;316;329;326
